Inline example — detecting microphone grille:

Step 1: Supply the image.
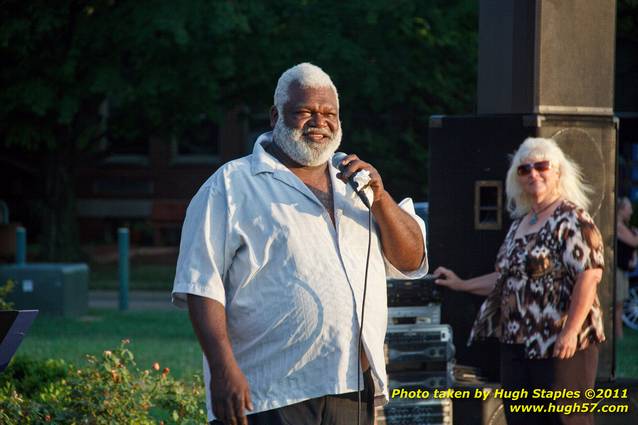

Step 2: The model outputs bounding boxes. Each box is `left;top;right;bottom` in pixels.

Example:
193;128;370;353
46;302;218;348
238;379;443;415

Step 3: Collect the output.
331;152;347;169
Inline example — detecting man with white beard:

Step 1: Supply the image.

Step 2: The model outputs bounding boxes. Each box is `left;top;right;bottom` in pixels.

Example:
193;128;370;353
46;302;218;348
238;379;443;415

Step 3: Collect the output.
172;63;428;425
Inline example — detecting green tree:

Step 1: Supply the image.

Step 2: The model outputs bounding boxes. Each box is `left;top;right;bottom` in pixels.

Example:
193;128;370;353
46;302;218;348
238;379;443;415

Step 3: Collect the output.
1;1;253;260
227;0;477;198
1;0;477;260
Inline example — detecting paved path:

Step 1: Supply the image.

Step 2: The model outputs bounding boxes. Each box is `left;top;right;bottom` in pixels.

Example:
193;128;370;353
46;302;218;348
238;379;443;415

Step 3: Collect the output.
89;290;175;311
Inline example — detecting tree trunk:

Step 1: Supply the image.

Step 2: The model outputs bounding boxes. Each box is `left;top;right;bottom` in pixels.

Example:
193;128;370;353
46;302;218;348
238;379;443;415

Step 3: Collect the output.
37;156;82;262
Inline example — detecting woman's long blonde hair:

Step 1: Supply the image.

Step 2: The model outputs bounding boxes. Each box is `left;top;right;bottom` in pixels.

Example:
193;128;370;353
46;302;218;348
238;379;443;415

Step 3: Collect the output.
505;137;593;218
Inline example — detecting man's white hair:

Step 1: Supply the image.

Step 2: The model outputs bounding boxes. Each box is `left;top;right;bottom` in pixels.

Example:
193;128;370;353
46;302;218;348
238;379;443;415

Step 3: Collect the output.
274;63;339;112
505;137;593;217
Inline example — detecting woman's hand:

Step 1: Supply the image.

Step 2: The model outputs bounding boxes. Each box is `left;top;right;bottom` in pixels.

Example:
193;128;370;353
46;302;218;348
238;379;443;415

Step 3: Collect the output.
433;267;466;291
555;268;601;360
433;269;499;296
553;328;578;359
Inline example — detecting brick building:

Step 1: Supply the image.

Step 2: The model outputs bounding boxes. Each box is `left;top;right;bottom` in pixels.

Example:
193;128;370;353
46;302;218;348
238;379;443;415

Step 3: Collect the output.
0;107;270;256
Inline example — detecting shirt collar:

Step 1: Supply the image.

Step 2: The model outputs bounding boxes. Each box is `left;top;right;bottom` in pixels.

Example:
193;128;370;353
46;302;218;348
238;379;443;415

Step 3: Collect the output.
251;132;285;175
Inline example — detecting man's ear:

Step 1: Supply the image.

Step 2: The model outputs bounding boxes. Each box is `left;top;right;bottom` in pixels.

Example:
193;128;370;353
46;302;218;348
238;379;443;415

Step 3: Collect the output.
270;106;278;129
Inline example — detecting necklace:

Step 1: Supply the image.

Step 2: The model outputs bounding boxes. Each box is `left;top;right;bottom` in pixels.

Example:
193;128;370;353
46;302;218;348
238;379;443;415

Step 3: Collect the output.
529;198;560;225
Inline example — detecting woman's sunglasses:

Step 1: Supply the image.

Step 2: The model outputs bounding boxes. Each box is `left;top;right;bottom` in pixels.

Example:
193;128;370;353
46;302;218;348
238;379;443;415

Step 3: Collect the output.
517;160;551;176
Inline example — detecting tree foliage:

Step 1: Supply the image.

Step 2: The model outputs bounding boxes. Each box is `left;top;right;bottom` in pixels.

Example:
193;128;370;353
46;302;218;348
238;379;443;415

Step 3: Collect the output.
228;0;478;199
1;0;478;259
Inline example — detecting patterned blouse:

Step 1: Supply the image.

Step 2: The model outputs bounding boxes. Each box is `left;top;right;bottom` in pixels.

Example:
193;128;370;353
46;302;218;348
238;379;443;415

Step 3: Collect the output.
469;200;605;359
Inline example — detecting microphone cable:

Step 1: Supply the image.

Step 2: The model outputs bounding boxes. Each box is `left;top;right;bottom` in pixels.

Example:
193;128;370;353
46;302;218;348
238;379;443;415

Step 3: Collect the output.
357;206;372;425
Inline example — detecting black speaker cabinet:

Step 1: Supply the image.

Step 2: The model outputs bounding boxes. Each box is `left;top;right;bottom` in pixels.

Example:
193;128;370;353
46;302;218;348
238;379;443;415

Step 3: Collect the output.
594;379;638;424
452;385;506;425
477;0;616;116
428;114;617;381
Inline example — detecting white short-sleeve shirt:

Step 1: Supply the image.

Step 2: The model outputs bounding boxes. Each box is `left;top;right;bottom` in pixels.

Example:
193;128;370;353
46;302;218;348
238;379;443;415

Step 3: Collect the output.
172;132;428;421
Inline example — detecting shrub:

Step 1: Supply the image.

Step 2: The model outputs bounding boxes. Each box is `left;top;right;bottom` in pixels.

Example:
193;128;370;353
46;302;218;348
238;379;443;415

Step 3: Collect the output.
0;357;68;397
0;340;206;424
0;280;14;310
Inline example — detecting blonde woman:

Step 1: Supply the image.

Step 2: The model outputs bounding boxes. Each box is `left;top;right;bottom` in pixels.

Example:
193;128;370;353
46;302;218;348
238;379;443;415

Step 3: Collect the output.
435;137;604;425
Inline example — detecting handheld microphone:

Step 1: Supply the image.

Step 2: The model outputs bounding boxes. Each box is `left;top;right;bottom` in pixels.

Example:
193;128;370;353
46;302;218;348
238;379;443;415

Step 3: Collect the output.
331;152;371;209
332;151;374;425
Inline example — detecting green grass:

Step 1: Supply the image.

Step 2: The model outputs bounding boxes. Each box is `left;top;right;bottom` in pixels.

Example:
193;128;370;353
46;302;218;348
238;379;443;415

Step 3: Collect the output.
89;264;176;291
14;309;638;384
16;309;202;381
616;328;638;378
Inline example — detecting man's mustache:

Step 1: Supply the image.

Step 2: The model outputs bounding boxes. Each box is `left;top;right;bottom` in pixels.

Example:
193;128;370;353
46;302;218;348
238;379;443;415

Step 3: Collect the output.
303;127;333;137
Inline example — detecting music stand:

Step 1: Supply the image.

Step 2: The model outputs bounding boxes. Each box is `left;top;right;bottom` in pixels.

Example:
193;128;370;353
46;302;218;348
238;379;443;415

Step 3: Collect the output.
0;310;38;373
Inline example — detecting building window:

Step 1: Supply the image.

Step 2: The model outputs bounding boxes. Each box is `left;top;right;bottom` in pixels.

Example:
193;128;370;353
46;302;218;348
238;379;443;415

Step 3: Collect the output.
93;178;154;195
101;136;150;166
99;100;150;166
171;116;220;164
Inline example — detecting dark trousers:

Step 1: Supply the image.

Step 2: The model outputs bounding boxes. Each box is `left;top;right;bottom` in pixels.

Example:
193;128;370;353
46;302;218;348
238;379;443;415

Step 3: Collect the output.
500;343;598;425
211;369;375;425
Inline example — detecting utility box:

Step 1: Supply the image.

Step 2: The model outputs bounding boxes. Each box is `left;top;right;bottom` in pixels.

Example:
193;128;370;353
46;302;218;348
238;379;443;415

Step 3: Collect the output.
0;264;89;317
